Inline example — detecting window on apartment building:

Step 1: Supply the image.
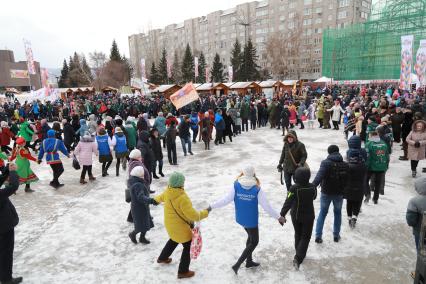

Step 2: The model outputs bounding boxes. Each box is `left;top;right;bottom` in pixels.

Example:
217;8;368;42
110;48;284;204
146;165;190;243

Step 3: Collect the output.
316;18;322;24
288;21;295;29
313;68;320;73
316;7;322;13
314;38;321;44
279;5;286;11
279;24;285;30
362;0;370;8
280;15;286;21
256;37;265;43
328;15;333;20
289;12;295;18
256;9;268;17
315;59;321;65
339;0;350;8
304;8;312;15
289;2;296;9
303;29;312;36
239;32;245;37
304;0;312;4
270;27;274;32
329;3;333;9
220;27;227;32
303;19;312;25
231;33;237;38
361;12;369;19
338;11;348;19
314;49;321;54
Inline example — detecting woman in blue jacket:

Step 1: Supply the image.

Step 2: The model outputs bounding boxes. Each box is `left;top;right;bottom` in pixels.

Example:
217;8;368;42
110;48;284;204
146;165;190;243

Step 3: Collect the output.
96;128;113;177
209;166;284;274
111;127;128;176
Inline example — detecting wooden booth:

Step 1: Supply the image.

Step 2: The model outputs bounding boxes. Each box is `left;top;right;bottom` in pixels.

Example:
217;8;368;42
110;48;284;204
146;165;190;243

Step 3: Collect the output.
151;84;181;99
196;82;230;96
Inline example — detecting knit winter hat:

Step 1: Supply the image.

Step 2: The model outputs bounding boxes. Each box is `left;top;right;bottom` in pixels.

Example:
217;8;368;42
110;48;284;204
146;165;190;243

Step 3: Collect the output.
130;166;145;178
129;149;141;159
47;129;56;138
0;121;7;127
98;128;106;135
169;172;185;188
328;145;340;154
242;166;255;177
16;137;25;145
115;127;123;133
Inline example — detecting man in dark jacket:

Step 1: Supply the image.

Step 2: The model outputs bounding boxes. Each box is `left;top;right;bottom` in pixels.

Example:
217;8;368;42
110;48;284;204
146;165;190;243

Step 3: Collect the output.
313;145;348;243
277;130;307;191
280;167;316;270
0;164;22;284
178;115;193;156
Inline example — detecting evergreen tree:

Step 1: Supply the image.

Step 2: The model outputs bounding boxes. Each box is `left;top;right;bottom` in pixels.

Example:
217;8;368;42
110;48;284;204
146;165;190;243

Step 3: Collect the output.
171;51;182;84
230;39;243;82
110;39;122;62
198;52;207;83
181;44;194;83
149;62;160;85
158;48;168;84
210;53;224;82
58;59;69;88
81;56;93;82
121;54;133;85
241;38;260;81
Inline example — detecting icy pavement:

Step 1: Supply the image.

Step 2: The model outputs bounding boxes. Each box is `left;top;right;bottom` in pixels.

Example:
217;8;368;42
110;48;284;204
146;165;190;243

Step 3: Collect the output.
10;127;416;284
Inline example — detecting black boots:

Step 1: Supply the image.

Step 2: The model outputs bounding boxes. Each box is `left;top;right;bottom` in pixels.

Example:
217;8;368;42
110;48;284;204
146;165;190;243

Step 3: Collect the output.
129;231;150;244
246;260;260;268
24;184;34;193
129;231;137;244
159;164;164;177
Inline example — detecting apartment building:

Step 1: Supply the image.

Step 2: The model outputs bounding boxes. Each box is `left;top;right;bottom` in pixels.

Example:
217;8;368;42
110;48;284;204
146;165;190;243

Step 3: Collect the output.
129;0;372;80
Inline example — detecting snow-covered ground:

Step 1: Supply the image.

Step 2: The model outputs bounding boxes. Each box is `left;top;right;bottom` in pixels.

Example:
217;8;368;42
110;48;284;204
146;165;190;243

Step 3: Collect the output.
10;126;416;283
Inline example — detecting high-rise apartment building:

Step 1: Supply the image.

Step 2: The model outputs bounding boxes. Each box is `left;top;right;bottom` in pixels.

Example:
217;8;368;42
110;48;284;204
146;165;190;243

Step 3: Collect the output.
129;0;372;81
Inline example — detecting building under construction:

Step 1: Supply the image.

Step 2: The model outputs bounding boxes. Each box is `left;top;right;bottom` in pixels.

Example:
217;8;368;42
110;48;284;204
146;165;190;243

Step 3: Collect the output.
322;0;426;81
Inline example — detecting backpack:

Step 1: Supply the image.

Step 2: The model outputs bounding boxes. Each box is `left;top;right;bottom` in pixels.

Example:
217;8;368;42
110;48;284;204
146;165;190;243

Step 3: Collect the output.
327;161;349;185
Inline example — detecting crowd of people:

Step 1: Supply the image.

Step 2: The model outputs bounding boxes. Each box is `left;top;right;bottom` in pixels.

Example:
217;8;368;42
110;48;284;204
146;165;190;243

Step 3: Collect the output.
1;83;426;282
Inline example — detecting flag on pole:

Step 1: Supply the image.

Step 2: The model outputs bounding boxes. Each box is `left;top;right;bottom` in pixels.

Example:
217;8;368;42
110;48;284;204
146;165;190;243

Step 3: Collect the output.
170;83;200;110
228;66;233;83
194;57;199;78
23;39;36;75
400;35;414;90
415;39;426;87
140;58;146;80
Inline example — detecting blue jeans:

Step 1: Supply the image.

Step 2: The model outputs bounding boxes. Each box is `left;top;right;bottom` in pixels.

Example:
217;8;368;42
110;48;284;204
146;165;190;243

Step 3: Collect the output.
180;137;192;155
315;193;343;239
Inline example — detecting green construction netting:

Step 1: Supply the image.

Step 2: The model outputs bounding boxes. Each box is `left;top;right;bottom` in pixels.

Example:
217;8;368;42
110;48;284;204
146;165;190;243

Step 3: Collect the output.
322;0;426;80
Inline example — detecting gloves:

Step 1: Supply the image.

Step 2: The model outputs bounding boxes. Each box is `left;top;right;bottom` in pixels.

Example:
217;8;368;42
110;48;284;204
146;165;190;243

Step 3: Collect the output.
415;141;421;148
37;160;42;164
150;198;159;206
277;165;283;172
278;216;286;226
206;206;212;212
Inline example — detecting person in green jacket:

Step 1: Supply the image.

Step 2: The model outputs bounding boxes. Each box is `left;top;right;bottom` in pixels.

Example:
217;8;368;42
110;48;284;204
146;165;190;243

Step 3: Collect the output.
365;131;390;204
124;119;137;151
365;116;379;144
240;100;250;132
17;120;34;149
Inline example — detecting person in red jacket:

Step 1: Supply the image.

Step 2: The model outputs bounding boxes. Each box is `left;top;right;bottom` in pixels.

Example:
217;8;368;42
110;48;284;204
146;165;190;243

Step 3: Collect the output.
165;113;179;127
0;121;15;154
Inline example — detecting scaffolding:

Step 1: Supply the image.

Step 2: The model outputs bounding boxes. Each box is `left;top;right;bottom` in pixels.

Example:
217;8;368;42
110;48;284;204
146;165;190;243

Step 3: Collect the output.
322;0;426;81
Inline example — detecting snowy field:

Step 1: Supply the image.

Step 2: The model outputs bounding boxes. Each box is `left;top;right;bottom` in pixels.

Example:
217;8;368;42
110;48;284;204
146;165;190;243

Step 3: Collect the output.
10;126;416;284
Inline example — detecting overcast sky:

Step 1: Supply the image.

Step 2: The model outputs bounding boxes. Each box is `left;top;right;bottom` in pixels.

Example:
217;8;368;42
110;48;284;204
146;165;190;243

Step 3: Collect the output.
0;0;248;69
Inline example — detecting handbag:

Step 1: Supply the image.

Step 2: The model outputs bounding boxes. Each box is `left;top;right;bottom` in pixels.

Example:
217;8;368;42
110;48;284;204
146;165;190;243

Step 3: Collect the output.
288;147;309;170
125;188;131;203
169;200;194;229
72;154;81;170
190;219;203;260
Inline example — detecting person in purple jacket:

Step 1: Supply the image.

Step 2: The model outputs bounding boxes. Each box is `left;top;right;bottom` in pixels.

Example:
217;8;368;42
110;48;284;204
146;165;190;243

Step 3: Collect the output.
209;166;285;275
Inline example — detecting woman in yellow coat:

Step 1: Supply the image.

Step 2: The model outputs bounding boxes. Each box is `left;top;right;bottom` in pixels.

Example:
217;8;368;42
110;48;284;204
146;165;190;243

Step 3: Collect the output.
154;172;209;279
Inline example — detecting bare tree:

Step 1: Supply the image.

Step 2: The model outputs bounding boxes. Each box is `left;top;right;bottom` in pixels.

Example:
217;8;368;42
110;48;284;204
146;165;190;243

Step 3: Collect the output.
89;51;107;90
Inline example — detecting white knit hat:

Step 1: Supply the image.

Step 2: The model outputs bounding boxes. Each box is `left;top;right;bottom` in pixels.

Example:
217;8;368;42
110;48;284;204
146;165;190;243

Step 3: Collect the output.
129;149;141;159
242;166;255;177
130;166;145;178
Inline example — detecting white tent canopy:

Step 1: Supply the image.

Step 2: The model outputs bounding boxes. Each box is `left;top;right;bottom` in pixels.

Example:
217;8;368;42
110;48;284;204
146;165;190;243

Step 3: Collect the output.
314;76;333;83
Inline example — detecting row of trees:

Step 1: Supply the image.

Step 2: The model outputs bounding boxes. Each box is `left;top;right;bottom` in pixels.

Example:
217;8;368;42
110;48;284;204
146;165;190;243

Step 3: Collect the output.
58;40;133;89
148;38;264;85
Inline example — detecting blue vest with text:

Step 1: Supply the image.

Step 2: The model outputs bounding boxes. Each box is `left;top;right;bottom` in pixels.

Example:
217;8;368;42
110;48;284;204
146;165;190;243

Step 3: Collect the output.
114;134;128;154
234;181;260;228
96;135;111;156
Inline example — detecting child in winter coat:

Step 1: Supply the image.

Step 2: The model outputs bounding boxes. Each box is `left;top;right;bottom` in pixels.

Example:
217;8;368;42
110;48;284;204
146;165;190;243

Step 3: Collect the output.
150;128;164;179
74;131;98;184
10;137;38;192
209;167;284;274
128;166;156;245
154;172;209;279
110;127;128;176
76;119;88;138
96;128;113;177
280;167;317;270
235;112;242;135
0;121;15;154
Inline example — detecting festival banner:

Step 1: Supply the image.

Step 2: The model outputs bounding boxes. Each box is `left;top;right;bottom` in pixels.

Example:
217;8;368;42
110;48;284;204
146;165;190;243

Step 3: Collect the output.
167;56;172;78
400;35;414;90
140;58;146;80
10;69;29;79
23;39;36;75
170;82;199;110
194;57;199;78
415;39;426;87
41;68;50;96
228;66;233;83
